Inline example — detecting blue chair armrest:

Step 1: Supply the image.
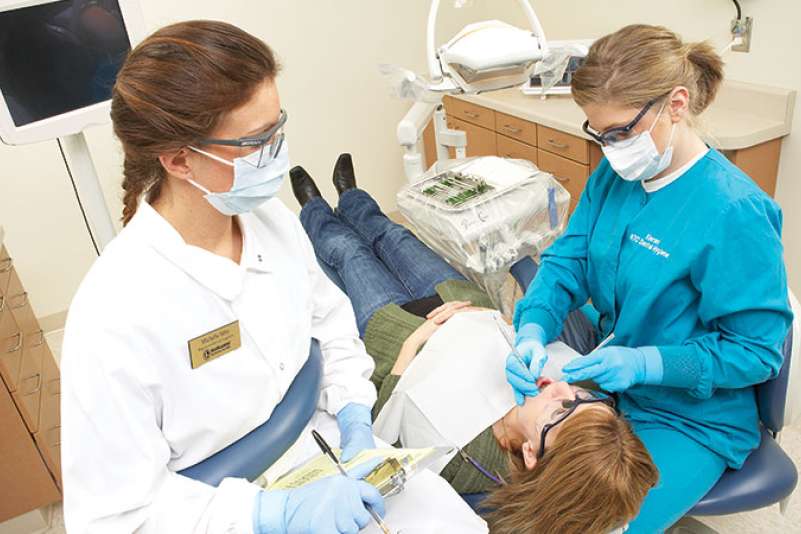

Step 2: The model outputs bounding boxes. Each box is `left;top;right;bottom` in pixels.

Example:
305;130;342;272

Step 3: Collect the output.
179;339;324;486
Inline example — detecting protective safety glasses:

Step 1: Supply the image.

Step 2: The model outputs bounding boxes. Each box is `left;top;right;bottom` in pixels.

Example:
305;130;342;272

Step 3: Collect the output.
537;389;616;459
582;100;656;147
200;109;288;167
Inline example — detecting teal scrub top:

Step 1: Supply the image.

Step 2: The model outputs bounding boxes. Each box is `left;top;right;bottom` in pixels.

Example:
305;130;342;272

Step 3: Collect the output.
514;149;793;468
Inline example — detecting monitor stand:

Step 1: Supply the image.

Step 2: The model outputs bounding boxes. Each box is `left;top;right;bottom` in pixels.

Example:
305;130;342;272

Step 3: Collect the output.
58;132;116;254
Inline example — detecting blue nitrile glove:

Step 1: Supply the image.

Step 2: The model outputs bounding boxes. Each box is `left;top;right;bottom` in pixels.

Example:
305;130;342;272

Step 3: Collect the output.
561;346;663;392
337;403;376;462
505;323;548;405
252;459;385;534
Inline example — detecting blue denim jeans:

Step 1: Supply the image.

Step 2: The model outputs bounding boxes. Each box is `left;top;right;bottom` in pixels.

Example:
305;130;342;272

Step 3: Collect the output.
300;189;466;335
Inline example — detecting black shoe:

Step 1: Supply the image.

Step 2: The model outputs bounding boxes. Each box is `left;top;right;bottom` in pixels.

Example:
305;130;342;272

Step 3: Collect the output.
290;166;321;207
333;153;357;196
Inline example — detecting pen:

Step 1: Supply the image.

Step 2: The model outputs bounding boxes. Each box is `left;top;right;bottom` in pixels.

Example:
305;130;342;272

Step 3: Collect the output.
311;430;392;534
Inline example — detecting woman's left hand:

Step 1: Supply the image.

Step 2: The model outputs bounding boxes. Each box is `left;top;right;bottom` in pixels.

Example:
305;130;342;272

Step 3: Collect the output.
561;346;662;392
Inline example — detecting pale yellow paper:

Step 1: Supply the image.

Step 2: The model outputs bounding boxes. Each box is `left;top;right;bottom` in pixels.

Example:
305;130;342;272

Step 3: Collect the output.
268;447;438;490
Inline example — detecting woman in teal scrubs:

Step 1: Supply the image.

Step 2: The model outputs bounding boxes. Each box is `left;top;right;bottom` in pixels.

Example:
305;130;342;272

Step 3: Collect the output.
507;25;793;532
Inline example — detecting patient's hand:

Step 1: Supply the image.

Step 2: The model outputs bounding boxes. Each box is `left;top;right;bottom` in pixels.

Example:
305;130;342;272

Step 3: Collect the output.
392;301;480;375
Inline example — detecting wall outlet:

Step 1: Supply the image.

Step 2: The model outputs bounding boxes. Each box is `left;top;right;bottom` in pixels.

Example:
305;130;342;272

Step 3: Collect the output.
731;16;753;53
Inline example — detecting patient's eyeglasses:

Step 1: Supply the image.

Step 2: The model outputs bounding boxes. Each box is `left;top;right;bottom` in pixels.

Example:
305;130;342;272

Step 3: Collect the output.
199;109;288;167
537;389;616;459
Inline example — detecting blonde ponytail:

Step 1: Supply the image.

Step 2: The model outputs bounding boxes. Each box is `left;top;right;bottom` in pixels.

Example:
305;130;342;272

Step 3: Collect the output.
684;41;724;115
571;25;724;118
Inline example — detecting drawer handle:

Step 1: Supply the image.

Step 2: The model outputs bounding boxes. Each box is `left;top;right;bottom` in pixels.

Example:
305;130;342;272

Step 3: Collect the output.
547;138;570;150
554;175;571;184
5;332;22;353
9;291;28;309
30;329;45;347
22;372;41;395
462;110;480;119
46;378;61;396
47;426;61;447
0;258;11;273
502;125;522;134
503;153;515;158
0;295;4;312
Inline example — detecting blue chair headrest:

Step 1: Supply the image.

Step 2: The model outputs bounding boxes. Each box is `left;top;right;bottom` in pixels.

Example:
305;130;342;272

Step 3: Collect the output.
179;339;324;486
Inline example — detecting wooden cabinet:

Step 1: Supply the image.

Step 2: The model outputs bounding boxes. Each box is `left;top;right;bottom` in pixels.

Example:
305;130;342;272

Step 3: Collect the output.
424;95;785;220
0;232;62;522
537;149;590;215
446;117;497;158
497;134;538;165
430;96;600;216
495;111;537;146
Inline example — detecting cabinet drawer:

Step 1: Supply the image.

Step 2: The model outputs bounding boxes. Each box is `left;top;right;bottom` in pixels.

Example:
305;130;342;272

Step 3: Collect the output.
37;343;60;434
495;112;537;146
0;379;61;522
497;134;538;166
443;96;495;130
537;124;590;164
0;246;11;294
5;267;39;335
0;308;23;392
447;117;497;157
34;426;62;489
537;149;590;214
12;330;46;433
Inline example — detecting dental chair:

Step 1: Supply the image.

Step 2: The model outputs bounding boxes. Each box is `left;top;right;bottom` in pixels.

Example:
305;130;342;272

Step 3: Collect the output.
462;256;800;523
179;340;323;486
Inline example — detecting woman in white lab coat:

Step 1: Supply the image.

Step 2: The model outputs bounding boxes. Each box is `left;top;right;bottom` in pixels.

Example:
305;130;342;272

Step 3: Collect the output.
60;21;485;534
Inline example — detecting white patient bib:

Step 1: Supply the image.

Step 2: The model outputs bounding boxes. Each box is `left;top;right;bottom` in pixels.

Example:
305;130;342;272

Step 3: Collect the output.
374;311;517;460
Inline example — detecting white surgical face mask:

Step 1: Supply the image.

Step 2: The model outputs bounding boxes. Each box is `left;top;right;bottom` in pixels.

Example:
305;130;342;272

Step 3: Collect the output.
601;103;676;182
187;141;290;216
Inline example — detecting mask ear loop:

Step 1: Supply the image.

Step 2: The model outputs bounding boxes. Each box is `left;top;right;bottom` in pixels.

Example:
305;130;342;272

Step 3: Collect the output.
186;146;236;194
648;100;668;133
188;145;235;168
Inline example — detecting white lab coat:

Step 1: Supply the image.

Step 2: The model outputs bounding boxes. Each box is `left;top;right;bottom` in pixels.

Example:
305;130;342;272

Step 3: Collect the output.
60;199;378;533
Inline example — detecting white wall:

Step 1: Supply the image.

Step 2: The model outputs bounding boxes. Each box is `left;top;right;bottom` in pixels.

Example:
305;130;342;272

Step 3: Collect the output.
488;0;801;296
0;0;495;320
2;0;800;321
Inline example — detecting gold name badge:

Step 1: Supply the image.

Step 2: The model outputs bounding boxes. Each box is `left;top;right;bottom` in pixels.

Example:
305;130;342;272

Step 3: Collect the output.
188;320;242;369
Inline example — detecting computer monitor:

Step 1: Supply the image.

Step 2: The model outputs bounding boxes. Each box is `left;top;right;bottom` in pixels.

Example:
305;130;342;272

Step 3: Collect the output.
0;0;145;145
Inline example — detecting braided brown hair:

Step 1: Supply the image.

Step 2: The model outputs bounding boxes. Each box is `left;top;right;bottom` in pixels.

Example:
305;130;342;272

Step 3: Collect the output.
110;20;280;225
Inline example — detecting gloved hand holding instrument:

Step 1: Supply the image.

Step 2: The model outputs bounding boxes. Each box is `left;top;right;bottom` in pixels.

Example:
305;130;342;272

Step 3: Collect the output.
498;319;549;405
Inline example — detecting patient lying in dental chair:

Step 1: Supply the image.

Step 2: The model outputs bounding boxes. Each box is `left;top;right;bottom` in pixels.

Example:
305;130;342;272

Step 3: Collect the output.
291;154;658;534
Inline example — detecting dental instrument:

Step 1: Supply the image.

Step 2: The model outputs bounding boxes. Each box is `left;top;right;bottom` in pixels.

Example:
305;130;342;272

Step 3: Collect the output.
311;430;393;534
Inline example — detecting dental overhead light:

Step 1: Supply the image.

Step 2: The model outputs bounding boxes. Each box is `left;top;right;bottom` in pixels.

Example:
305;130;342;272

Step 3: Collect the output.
396;0;548;181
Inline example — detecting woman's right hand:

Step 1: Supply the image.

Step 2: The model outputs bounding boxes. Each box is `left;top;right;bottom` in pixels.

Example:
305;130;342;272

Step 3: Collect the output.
506;322;548;405
393;301;476;375
408;300;473;347
253;460;385;534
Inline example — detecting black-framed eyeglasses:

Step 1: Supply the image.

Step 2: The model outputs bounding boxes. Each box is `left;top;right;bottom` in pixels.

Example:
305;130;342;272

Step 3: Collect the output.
200;109;288;166
537;389;617;459
582;99;657;147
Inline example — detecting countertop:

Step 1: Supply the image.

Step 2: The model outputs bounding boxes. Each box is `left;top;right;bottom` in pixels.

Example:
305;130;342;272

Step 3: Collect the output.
457;80;796;150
